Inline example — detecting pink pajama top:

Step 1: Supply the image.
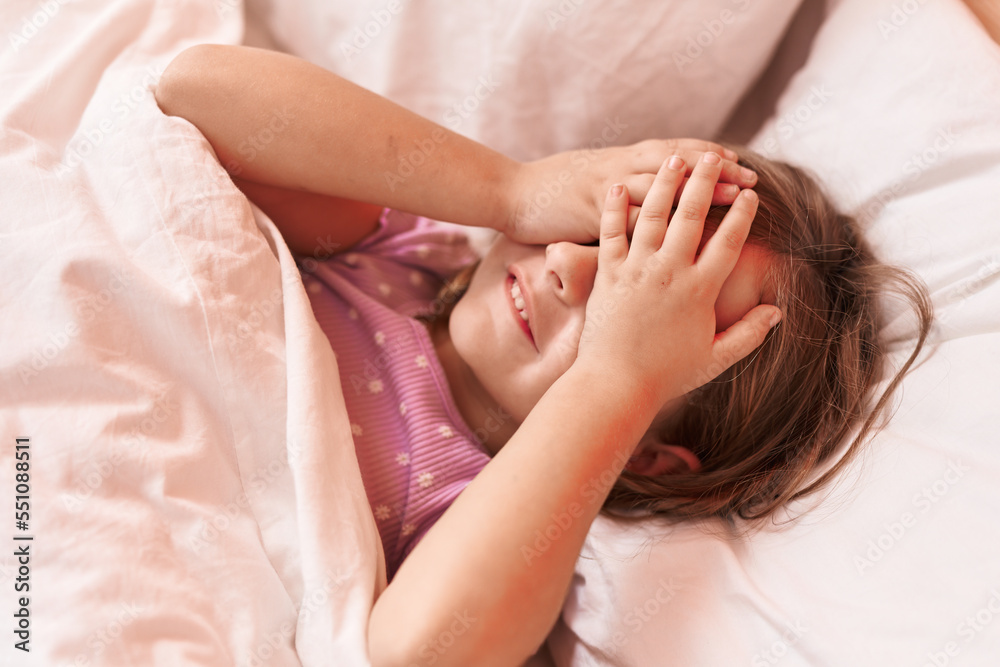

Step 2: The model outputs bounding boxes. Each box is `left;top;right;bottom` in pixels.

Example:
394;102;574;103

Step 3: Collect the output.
301;209;492;580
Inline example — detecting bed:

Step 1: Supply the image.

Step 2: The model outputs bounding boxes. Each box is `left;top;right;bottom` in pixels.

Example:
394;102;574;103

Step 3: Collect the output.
2;0;998;665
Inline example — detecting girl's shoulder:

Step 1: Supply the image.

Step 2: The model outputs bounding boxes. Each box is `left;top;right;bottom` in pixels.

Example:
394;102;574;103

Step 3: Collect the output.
346;209;480;283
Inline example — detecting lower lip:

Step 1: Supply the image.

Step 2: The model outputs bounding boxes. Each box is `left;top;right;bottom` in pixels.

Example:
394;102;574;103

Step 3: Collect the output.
506;274;535;347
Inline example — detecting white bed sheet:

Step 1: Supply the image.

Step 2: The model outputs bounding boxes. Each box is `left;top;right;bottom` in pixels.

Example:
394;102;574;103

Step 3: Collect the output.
0;1;382;665
549;0;1000;664
246;0;805;163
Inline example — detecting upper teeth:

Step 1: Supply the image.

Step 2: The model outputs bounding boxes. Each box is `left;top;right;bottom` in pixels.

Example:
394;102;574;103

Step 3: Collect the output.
510;279;529;322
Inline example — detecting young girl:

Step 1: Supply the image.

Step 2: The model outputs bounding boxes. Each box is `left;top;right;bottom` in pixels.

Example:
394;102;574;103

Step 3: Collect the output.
156;45;931;666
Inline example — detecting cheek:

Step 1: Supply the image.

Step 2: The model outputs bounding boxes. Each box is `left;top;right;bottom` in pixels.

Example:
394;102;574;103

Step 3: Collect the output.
458;322;578;425
449;239;584;420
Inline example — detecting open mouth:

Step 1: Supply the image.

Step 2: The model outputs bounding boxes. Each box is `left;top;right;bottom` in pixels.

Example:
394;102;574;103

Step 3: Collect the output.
507;273;535;348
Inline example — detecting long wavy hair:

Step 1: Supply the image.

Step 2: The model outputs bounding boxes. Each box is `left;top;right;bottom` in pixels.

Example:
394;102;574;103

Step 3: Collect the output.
432;148;933;525
605;149;933;523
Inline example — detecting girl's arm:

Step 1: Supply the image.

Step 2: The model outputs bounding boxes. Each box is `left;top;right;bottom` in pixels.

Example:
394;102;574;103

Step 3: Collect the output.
369;156;782;666
154;45;755;253
156;44;515;253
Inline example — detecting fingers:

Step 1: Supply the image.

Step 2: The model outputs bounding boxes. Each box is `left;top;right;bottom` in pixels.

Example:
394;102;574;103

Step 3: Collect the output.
626;140;754;190
626;204;641;233
622;181;743;238
664;138;739;163
630;156;686;251
711;304;782;377
699;189;758;286
665;139;754;187
598;183;629;267
662;152;725;263
710;183;742;206
625;174;743;209
720;159;757;188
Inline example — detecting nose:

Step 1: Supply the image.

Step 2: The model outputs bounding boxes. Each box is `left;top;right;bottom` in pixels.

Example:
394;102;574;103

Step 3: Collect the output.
544;242;599;307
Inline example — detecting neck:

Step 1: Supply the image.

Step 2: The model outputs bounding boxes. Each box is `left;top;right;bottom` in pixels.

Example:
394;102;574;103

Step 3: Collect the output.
427;317;517;456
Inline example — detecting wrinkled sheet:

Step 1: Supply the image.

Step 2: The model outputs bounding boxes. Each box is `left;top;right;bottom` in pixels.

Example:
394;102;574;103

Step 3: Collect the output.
0;1;383;665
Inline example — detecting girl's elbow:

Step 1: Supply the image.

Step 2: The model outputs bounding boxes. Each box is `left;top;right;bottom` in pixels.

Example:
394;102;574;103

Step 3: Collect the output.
368;602;408;667
154;44;227;117
368;626;415;667
368;606;468;667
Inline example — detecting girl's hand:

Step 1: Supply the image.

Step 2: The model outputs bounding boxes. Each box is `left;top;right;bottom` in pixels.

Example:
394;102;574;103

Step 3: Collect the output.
504;139;757;245
575;153;782;412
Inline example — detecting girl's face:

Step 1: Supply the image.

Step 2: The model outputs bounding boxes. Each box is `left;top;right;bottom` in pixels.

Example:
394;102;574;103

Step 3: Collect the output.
447;234;772;436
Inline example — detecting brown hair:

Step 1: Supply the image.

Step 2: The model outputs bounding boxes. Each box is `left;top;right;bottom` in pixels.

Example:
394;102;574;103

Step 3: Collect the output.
432;148;933;525
604;148;933;523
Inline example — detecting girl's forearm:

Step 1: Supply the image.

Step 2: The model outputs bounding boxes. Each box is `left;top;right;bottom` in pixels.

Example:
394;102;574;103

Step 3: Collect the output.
368;362;660;667
155;44;518;231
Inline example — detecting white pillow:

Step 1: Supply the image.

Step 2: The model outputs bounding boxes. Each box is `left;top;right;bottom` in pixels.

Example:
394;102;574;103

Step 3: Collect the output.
247;0;804;160
549;0;1000;664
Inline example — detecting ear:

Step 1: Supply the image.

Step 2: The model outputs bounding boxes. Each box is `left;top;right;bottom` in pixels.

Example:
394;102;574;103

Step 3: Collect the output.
625;441;701;476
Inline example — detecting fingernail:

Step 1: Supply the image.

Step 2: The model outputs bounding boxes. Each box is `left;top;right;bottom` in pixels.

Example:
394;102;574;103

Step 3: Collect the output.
769;310;782;327
667;156;685;170
741;167;757;182
611;184;624;197
703;152;721;165
742;189;758;203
